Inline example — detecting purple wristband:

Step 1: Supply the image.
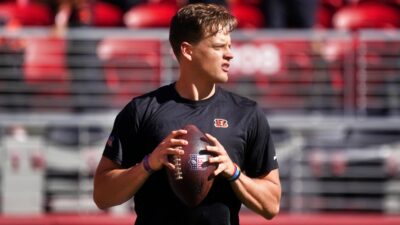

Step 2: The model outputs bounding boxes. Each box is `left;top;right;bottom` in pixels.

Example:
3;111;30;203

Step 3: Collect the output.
143;155;154;174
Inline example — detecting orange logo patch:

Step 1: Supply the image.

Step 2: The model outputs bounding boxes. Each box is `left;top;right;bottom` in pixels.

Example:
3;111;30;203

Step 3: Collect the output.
214;118;229;128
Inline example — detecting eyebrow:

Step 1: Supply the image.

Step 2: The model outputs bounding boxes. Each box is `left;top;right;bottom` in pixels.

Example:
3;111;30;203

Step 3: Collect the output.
213;40;230;46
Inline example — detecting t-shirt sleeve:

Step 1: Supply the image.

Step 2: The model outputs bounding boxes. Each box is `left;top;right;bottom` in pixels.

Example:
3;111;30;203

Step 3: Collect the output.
243;106;278;177
102;103;139;167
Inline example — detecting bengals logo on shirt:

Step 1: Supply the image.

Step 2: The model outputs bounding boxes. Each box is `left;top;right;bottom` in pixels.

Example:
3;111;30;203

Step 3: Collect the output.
214;118;229;128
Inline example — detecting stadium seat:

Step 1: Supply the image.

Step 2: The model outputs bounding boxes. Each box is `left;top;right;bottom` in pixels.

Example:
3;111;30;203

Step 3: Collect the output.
333;2;400;30
24;37;69;83
320;0;346;10
97;38;161;100
124;3;178;28
0;2;16;25
93;2;123;27
315;3;335;28
23;37;70;108
23;37;70;111
0;1;53;26
319;38;356;62
231;3;265;28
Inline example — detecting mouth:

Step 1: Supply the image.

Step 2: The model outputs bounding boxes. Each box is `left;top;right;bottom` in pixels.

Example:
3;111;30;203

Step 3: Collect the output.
222;63;230;73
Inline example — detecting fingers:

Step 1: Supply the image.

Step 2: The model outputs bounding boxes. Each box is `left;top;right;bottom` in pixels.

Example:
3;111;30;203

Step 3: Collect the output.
205;133;225;163
163;160;177;171
168;138;188;148
162;129;188;149
205;145;220;156
205;133;218;146
148;129;188;171
204;133;236;177
160;129;188;151
209;154;230;176
213;163;227;176
156;147;183;170
149;131;236;179
169;129;188;140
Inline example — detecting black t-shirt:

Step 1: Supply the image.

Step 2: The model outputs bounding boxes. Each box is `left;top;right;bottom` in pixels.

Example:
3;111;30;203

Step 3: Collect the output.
103;83;278;225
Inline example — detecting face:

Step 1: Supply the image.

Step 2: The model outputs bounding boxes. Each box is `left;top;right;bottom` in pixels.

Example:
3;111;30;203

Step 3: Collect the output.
189;30;234;83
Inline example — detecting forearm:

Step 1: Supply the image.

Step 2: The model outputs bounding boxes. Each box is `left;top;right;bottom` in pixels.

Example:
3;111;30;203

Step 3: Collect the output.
93;161;150;209
230;170;281;219
93;129;187;210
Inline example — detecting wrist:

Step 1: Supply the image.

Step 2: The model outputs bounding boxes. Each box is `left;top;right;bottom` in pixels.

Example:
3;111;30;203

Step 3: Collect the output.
142;155;155;174
226;163;241;182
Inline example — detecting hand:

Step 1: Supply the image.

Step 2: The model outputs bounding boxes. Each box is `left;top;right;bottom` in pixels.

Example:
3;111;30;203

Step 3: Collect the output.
205;133;236;178
147;129;187;171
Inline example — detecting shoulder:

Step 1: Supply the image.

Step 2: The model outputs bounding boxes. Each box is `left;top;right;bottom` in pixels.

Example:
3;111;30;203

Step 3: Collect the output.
128;84;173;110
218;88;270;126
117;84;174;122
218;87;258;110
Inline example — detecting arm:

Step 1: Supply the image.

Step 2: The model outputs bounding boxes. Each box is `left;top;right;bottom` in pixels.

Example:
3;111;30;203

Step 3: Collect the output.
93;129;188;210
206;133;281;219
93;156;150;209
230;169;281;219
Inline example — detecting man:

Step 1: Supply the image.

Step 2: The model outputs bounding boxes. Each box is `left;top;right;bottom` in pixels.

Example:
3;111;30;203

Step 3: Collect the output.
261;0;318;28
93;3;281;225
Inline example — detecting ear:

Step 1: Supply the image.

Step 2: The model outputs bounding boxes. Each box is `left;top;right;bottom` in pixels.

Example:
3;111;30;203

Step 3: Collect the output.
180;42;193;61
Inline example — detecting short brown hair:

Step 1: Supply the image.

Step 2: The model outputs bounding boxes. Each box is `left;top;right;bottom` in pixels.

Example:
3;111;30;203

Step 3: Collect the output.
169;3;237;60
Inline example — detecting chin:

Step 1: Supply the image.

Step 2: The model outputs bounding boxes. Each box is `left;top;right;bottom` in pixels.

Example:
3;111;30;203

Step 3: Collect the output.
214;78;228;84
215;74;229;83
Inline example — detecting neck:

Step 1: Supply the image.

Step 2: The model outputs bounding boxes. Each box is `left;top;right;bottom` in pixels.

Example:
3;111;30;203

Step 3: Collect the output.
175;74;216;101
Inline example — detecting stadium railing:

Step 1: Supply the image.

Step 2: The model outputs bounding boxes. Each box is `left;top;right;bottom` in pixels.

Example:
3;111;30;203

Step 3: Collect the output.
0;28;399;215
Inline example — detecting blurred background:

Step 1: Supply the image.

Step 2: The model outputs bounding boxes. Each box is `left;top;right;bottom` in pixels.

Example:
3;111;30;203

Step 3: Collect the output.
0;0;399;224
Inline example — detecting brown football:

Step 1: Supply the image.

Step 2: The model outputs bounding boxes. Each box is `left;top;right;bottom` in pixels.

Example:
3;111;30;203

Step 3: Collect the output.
166;124;216;207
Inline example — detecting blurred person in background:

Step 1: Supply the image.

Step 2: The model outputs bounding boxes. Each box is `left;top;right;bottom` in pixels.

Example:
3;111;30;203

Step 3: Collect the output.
261;0;319;28
185;0;227;7
42;0;122;112
45;0;123;35
93;3;281;225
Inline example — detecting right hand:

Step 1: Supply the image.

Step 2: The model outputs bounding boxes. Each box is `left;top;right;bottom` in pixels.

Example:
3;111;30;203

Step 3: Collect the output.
147;129;188;171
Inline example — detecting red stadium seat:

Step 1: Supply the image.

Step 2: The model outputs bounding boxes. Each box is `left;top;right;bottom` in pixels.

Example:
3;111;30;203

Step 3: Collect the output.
93;2;123;27
22;37;70;109
315;4;335;28
320;38;356;62
97;38;161;99
333;2;400;30
24;37;69;83
124;3;178;28
321;0;347;10
0;1;53;26
15;2;53;26
0;2;15;24
231;4;265;28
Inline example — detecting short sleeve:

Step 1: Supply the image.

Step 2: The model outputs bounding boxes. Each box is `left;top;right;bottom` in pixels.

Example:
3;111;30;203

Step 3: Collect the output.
102;103;140;166
243;106;278;177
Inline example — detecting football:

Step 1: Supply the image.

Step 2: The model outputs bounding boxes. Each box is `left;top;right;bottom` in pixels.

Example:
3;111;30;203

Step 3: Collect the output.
166;124;216;207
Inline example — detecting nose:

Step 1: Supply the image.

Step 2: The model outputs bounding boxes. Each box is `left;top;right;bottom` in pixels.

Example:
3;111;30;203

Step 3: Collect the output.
224;47;234;61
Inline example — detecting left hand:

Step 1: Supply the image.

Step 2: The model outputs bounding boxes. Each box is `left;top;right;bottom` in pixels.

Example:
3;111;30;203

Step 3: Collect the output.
205;133;236;178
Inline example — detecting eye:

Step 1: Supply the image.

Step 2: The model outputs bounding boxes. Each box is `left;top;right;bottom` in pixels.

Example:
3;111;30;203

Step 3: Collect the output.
213;45;223;49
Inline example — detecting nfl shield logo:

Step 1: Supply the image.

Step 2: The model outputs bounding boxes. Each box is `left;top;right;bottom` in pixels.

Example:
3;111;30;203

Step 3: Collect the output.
188;154;209;171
